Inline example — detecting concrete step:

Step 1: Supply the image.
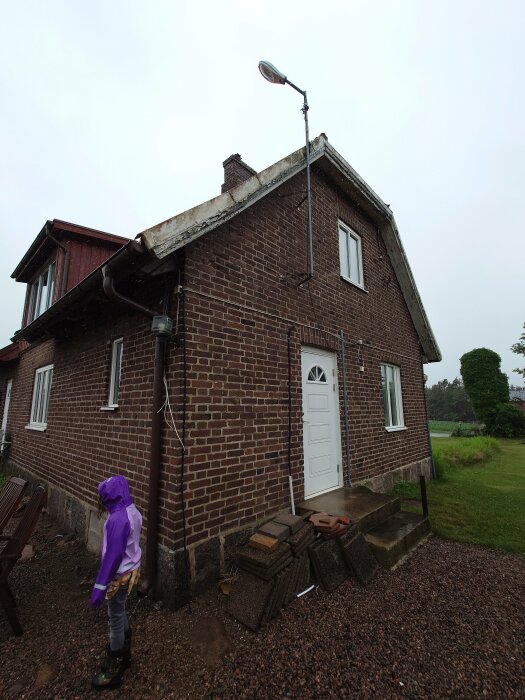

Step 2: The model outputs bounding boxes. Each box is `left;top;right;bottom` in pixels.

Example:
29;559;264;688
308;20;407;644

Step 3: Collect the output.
364;511;431;568
296;486;401;533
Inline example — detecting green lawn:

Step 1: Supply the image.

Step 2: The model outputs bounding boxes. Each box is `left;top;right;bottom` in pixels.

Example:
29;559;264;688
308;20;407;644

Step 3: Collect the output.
392;437;525;554
429;419;478;433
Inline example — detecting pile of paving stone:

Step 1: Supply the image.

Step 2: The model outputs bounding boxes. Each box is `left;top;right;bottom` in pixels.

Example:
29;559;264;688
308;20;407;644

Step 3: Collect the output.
228;511;379;632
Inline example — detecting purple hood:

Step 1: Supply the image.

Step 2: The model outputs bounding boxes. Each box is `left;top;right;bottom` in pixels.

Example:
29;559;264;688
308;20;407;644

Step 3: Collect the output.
91;474;142;602
98;475;133;513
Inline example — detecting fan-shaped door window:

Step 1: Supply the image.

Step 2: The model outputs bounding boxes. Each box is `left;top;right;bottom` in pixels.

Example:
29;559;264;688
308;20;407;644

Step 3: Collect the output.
307;365;327;383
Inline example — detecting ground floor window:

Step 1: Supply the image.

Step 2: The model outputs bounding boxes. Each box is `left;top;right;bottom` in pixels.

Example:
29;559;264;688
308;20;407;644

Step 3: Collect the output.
381;363;405;430
108;338;123;407
28;364;53;429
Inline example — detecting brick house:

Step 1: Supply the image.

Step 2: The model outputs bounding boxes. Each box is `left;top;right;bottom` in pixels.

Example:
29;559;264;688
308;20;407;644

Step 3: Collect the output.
0;135;440;602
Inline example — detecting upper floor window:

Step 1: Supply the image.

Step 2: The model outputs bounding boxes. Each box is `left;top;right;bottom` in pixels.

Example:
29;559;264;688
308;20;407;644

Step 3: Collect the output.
108;338;123;407
27;364;53;430
27;261;56;323
338;221;364;288
381;363;405;431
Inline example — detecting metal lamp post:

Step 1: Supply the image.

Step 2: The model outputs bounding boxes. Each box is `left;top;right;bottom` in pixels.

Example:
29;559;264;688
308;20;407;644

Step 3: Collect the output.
258;60;313;280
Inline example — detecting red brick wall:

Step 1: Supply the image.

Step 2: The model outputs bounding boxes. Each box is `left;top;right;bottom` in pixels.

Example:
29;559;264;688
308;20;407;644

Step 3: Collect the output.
174;165;430;549
4;312;155;522
2;164;431;562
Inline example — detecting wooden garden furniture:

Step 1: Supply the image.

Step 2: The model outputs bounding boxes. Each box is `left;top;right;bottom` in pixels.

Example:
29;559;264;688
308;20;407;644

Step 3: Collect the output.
0;484;47;635
0;476;28;533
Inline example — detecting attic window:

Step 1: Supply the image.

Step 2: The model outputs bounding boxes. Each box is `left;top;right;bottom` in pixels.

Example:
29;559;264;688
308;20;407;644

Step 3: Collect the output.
339;221;364;288
27;261;56;323
307;366;327;383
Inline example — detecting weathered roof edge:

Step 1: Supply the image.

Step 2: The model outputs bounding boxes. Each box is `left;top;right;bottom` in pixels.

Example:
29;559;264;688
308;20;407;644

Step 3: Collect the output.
140;135;440;363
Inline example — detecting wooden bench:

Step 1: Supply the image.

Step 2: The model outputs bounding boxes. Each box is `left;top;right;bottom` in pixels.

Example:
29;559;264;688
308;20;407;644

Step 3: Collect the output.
0;476;28;533
0;485;47;635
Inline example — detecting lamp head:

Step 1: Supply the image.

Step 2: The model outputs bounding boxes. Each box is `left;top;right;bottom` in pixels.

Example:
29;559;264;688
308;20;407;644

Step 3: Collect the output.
258;60;287;85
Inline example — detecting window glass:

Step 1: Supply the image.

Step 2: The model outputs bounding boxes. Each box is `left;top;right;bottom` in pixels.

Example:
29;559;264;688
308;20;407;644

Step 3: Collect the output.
108;338;124;406
339;222;363;287
348;234;359;283
339;226;349;279
307;365;327;383
381;363;404;429
29;365;53;428
28;262;56;323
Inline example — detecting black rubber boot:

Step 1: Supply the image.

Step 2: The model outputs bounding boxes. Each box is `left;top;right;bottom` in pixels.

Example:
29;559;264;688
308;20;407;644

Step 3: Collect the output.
91;647;126;691
100;628;131;672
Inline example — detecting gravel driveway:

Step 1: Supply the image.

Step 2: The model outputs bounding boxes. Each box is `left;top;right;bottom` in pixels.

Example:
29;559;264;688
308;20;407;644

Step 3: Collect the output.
1;513;524;699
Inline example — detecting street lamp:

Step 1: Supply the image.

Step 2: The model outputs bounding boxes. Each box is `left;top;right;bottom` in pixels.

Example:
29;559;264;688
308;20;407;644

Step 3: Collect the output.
258;60;313;280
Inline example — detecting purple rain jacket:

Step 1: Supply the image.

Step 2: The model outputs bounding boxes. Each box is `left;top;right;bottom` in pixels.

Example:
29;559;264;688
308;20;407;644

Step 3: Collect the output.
90;475;142;608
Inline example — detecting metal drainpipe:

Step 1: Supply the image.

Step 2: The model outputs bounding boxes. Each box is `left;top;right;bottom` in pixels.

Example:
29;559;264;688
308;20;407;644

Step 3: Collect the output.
339;330;352;486
287;326;296;514
101;262;171;594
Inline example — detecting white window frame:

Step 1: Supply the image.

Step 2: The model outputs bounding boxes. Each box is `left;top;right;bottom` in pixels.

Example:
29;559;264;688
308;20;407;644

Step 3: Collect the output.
381;363;405;431
27;364;53;431
338;221;364;289
106;338;123;408
27;261;56;324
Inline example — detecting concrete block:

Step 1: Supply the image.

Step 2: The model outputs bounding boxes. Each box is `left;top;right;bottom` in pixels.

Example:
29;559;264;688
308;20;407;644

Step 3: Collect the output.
260;572;285;626
228;571;274;632
155;546;190;608
258;521;290;541
222;528;254;574
309;538;349;592
273;513;305;534
339;532;379;585
87;509;104;553
238;542;290;569
269;563;293;620
194;536;220;596
239;555;293;580
287;522;315;555
248;533;279;552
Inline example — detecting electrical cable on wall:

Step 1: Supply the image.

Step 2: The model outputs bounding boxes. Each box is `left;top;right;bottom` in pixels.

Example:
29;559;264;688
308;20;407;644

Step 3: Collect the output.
159;375;184;450
178;270;192;613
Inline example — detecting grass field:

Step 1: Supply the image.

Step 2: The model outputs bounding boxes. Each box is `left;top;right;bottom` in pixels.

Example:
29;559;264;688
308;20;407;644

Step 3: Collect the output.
429;419;478;433
392;437;525;553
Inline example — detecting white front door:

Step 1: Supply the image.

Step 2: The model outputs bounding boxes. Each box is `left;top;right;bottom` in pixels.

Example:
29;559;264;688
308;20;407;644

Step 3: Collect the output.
301;347;342;498
1;379;12;452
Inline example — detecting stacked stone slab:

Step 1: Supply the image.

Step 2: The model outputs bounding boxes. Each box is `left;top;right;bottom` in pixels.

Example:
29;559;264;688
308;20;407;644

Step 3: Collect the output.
229;510;380;632
228;514;315;631
307;514;379;592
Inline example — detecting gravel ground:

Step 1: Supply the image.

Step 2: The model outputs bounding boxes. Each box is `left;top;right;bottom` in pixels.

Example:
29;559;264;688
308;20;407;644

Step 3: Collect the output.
1;513;524;699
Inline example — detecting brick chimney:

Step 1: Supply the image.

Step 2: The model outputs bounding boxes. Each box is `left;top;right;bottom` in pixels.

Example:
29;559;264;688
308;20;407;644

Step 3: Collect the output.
221;154;257;193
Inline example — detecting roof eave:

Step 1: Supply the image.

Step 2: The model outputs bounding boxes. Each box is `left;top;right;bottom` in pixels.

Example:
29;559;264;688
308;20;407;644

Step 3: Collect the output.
140;134;441;363
11;240;151;343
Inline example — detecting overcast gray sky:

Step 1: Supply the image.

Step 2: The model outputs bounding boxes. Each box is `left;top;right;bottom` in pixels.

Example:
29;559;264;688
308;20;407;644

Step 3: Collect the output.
1;0;523;386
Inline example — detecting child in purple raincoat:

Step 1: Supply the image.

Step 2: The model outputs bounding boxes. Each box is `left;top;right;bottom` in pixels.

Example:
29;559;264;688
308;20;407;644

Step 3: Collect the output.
90;475;142;691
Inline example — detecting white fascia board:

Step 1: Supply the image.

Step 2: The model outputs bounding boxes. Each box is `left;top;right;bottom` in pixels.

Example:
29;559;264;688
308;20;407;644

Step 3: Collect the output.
140;135;328;260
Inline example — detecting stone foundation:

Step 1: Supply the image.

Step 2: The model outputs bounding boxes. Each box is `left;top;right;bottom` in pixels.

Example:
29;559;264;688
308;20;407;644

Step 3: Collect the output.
357;457;433;493
3;459;259;606
3;455;433;606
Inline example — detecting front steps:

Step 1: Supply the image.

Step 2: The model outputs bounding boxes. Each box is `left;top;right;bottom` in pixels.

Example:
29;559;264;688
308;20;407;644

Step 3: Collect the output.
297;485;430;569
365;511;431;567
